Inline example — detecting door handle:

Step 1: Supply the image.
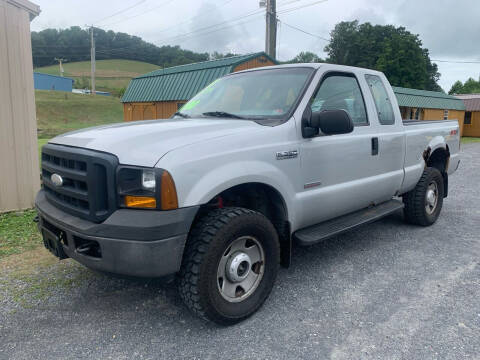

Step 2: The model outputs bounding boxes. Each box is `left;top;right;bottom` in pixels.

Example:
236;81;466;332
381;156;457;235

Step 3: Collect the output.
371;137;379;156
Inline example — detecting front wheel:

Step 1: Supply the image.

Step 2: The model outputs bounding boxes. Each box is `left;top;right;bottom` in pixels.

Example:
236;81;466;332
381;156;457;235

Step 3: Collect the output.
403;167;444;226
177;207;280;325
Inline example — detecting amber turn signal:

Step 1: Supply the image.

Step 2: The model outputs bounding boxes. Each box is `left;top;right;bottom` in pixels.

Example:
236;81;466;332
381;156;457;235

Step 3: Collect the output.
124;195;157;209
160;170;178;210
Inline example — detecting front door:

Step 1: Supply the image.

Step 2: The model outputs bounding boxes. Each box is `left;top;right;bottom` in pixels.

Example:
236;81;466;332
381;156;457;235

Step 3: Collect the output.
298;72;394;228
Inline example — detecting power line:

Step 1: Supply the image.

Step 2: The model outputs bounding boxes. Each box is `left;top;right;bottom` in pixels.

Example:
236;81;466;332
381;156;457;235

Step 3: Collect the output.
277;0;329;14
278;0;302;5
100;0;176;28
157;15;265;44
154;0;237;35
432;59;480;64
152;0;313;45
155;8;265;44
280;20;329;41
93;0;147;25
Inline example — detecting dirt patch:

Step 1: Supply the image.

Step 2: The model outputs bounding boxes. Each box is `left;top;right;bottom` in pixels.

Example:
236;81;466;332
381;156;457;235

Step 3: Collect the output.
0;247;57;275
0;247;95;311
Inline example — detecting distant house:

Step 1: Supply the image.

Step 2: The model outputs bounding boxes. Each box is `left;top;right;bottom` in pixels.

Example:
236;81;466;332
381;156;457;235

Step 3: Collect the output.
455;94;480;137
122;52;277;121
393;87;466;136
34;72;74;92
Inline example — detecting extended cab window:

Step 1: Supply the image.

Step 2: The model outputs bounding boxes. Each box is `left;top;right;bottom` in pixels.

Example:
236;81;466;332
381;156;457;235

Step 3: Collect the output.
310;74;368;126
365;74;395;125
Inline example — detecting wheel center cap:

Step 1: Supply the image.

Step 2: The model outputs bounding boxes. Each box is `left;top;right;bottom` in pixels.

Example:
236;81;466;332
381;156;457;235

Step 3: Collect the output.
226;252;251;283
427;189;436;206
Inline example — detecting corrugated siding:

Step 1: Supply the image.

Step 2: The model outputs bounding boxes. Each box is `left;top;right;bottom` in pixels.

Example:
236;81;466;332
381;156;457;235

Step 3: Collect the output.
233;56;275;72
422;109;465;136
123;101;185;121
393;86;465;111
0;0;40;212
463;111;480;137
122;66;232;102
461;98;480;112
137;52;274;79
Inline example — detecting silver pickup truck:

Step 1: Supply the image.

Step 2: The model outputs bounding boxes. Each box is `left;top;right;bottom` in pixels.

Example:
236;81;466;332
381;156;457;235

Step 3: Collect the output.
36;63;460;324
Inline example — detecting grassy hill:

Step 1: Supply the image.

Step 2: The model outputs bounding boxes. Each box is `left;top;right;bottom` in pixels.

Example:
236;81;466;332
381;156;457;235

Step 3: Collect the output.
35;59;159;95
36;90;123;139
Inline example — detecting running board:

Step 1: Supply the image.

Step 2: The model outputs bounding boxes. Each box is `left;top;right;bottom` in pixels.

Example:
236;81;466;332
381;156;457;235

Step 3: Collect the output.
294;199;404;246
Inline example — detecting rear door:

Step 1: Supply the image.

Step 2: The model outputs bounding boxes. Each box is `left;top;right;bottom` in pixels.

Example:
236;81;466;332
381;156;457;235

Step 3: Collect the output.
364;73;405;198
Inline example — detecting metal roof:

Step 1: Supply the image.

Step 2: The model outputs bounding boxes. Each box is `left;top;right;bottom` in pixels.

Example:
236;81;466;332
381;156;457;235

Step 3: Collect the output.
454;93;480;100
122;52;277;103
34;72;74;82
393;86;466;111
455;94;480;111
459;98;480;112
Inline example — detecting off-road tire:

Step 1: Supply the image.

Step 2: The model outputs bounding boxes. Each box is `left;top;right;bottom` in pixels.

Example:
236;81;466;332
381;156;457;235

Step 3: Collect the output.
403;167;444;226
177;207;280;325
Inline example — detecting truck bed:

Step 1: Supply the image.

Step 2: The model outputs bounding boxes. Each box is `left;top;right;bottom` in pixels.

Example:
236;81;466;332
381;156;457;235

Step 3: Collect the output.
402;119;457;126
400;118;460;194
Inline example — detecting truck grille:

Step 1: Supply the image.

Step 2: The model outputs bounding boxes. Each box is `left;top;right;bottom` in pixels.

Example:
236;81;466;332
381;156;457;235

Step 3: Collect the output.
41;144;118;223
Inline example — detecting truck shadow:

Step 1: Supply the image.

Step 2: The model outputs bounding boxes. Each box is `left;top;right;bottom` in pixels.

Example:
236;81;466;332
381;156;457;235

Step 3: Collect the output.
66;210;412;327
290;210;407;267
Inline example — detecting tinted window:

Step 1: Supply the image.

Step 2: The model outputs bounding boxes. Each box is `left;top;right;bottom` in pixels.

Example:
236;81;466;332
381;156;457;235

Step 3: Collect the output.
310;74;368;126
365;74;395;125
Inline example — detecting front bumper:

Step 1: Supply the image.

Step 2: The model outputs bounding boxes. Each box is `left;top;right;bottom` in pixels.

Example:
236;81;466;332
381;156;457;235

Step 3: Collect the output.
35;190;199;277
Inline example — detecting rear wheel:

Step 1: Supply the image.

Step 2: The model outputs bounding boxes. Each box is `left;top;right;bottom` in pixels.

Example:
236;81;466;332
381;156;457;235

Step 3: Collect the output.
177;207;280;325
403;167;444;226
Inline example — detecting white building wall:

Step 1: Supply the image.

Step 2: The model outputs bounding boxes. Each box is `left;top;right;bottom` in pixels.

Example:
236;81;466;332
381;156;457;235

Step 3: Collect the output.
0;0;40;212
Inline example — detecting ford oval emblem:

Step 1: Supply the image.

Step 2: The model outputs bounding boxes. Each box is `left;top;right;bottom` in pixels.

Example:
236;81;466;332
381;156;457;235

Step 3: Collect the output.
51;173;64;187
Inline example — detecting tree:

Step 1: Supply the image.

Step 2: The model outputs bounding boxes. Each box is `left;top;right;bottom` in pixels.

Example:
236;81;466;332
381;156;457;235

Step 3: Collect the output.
286;51;323;64
324;21;442;91
449;80;465;95
449;77;480;94
31;27;209;68
209;51;236;60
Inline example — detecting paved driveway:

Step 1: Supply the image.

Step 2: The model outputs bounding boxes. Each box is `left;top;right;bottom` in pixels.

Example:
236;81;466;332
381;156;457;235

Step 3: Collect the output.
1;144;479;360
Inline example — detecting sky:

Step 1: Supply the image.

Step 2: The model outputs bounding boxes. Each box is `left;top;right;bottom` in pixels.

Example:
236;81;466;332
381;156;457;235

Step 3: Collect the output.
30;0;480;92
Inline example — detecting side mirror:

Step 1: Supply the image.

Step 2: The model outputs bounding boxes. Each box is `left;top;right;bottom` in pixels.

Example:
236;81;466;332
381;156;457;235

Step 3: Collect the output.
311;109;354;135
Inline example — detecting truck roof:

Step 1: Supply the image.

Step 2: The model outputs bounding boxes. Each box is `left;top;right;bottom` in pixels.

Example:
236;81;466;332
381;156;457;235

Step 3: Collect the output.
230;63;385;76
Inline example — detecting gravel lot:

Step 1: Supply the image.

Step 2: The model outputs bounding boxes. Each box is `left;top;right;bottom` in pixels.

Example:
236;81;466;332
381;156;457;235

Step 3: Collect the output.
1;144;479;360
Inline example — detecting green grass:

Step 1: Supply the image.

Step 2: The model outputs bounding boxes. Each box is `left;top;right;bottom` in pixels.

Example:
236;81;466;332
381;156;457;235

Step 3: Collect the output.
35;90;123;138
38;138;49;164
461;137;480;144
35;59;159;94
0;210;41;259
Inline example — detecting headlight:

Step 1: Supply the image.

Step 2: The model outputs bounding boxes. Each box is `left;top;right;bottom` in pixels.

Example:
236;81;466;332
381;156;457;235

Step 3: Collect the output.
142;169;156;190
117;167;178;210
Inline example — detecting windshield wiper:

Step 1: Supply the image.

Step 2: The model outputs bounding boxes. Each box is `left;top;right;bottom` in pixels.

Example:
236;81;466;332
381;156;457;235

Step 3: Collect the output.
173;112;190;118
202;111;245;119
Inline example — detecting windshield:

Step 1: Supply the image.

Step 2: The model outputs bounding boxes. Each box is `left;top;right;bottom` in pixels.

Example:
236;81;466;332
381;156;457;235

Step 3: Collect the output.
177;67;314;120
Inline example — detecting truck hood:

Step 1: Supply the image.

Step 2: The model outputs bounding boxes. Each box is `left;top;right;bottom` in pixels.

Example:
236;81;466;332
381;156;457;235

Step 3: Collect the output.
49;118;260;167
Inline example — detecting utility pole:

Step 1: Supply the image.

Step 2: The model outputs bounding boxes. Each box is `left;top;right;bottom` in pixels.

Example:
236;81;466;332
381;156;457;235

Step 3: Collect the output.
90;26;96;95
54;57;67;77
262;0;277;59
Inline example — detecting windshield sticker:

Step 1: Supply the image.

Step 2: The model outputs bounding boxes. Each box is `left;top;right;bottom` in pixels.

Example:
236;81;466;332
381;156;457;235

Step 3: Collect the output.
200;79;220;95
182;99;200;111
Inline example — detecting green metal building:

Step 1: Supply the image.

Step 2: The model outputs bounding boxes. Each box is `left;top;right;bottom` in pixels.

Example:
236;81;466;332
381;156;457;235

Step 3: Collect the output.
122;52;277;121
